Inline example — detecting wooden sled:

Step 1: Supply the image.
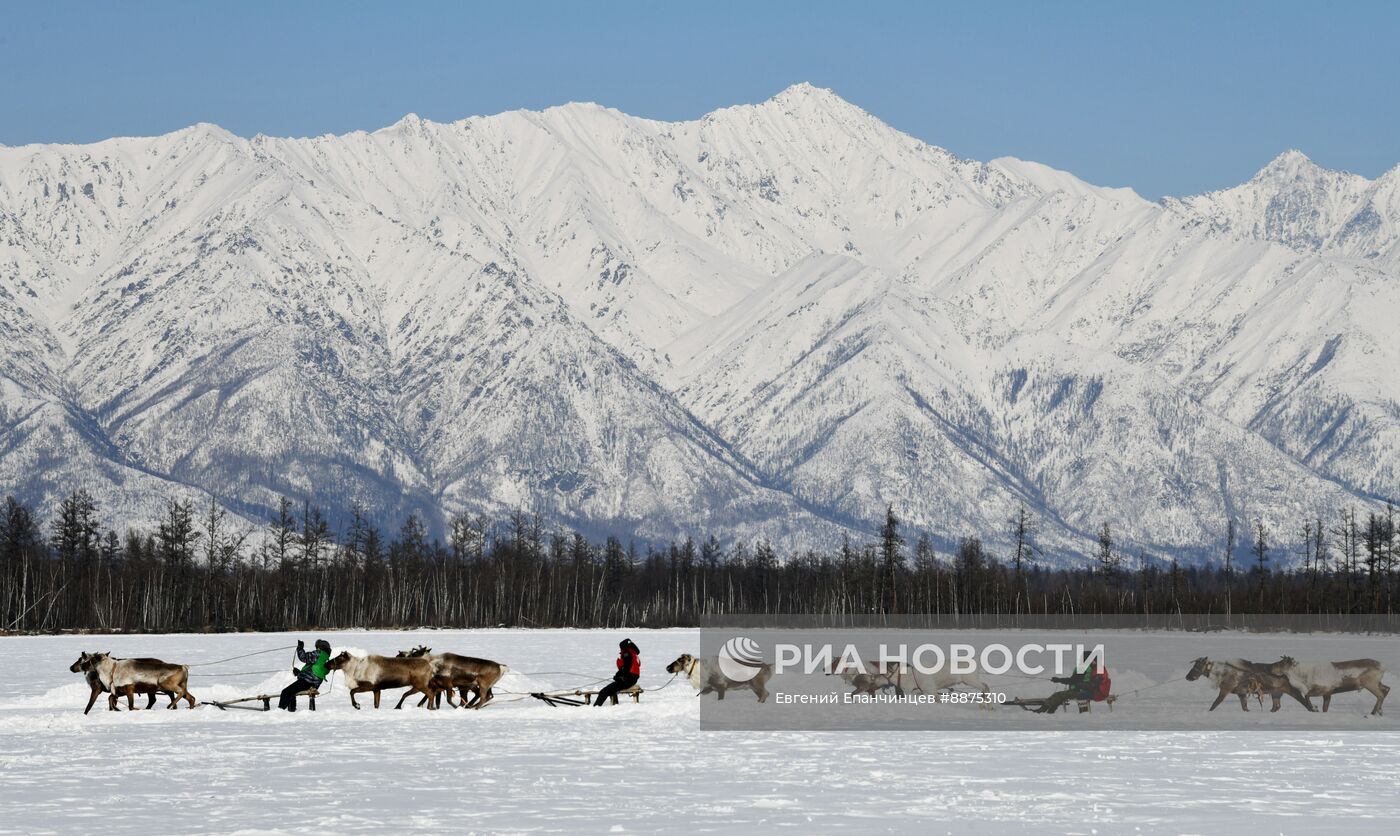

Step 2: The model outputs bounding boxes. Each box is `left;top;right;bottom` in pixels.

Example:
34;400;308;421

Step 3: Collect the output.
204;688;319;712
1008;694;1116;713
530;686;642;707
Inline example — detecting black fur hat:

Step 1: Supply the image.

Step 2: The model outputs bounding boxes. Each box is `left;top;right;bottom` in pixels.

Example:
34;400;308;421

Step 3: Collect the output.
315;639;331;652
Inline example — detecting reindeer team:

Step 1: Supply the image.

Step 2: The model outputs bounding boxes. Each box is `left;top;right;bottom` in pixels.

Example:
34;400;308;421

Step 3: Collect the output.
66;645;1389;716
67;645;506;713
1186;655;1388;716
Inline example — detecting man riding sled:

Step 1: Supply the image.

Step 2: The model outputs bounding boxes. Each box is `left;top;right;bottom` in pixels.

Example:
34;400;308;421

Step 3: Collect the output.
1032;652;1111;714
279;639;331;712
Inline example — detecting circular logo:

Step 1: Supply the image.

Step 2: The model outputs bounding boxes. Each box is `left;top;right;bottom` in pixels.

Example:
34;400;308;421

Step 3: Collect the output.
717;636;765;682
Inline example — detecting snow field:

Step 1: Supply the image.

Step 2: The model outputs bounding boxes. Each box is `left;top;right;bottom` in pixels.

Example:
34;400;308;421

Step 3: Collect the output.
2;629;1398;833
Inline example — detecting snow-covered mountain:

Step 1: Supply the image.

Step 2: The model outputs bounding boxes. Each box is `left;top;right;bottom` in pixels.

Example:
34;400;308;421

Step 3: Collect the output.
1170;149;1400;264
2;83;1395;562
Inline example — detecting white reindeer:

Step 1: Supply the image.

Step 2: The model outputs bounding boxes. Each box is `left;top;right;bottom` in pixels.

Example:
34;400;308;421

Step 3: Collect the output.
1269;656;1389;716
827;652;991;704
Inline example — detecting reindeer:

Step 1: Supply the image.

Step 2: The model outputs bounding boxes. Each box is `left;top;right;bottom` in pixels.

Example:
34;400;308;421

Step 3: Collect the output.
879;660;991;701
396;646;507;709
69;652;171;714
77;651;195;710
666;653;771;702
825;653;905;697
1185;656;1315;712
326;651;439;710
827;652;991;703
1266;656;1389;716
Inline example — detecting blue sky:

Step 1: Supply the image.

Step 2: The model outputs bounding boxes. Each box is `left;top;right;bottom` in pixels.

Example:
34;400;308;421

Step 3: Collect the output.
2;1;1397;198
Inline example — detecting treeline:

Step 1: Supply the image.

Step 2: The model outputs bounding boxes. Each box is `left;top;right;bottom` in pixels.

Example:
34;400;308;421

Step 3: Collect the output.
2;492;1397;633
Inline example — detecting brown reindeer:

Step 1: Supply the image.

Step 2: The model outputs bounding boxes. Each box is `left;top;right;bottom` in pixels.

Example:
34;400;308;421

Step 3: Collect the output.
326;650;439;710
826;656;898;697
397;646;507;709
79;652;196;710
1185;656;1315;712
70;652;169;714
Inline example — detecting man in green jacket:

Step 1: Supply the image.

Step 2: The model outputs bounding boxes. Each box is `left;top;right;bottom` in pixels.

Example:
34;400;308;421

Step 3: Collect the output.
279;639;331;712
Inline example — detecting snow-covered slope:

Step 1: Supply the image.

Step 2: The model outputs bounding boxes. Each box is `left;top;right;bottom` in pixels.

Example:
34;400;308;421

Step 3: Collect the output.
1;84;1395;561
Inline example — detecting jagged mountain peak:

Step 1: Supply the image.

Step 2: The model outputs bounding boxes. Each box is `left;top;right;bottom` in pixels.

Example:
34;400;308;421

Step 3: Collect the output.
703;81;881;130
765;82;851;108
1255;148;1320;177
390;112;427;128
1248;148;1367;190
178;121;240;142
1169;148;1395;259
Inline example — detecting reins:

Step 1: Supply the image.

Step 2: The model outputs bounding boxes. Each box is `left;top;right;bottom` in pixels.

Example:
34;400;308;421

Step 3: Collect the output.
186;645;298;668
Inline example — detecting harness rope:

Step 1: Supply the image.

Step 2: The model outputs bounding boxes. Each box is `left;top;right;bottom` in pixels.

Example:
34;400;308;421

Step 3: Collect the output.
186;645;298;667
495;671;681;701
1111;679;1175;700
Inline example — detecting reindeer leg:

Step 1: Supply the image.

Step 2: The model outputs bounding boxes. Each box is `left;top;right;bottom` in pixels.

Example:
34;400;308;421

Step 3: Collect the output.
1323;693;1333;713
124;685;139;710
82;680;101;714
394;689;414;710
1211;689;1230;711
349;687;362;710
174;686;193;709
1284;685;1314;712
1362;682;1385;716
476;686;491;708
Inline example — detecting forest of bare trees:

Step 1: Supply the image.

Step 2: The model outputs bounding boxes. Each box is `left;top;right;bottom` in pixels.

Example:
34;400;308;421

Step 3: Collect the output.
2;491;1397;633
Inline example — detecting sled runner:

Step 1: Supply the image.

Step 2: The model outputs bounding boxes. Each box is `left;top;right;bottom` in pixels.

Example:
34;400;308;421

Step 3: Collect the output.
530;685;642;707
203;688;319;712
1008;694;1116;713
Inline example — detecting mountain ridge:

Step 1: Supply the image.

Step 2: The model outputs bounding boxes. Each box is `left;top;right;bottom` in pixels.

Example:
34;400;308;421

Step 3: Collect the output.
2;83;1396;563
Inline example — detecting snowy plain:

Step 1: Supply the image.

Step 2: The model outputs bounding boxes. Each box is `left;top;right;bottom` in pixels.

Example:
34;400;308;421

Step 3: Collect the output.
2;628;1398;834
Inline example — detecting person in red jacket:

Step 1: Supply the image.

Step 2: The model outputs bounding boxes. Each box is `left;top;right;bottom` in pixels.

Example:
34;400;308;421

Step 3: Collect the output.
594;638;640;706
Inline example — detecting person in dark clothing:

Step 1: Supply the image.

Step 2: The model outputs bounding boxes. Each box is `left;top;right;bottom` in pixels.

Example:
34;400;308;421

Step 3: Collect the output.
279;639;331;712
1036;652;1106;714
594;638;641;706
